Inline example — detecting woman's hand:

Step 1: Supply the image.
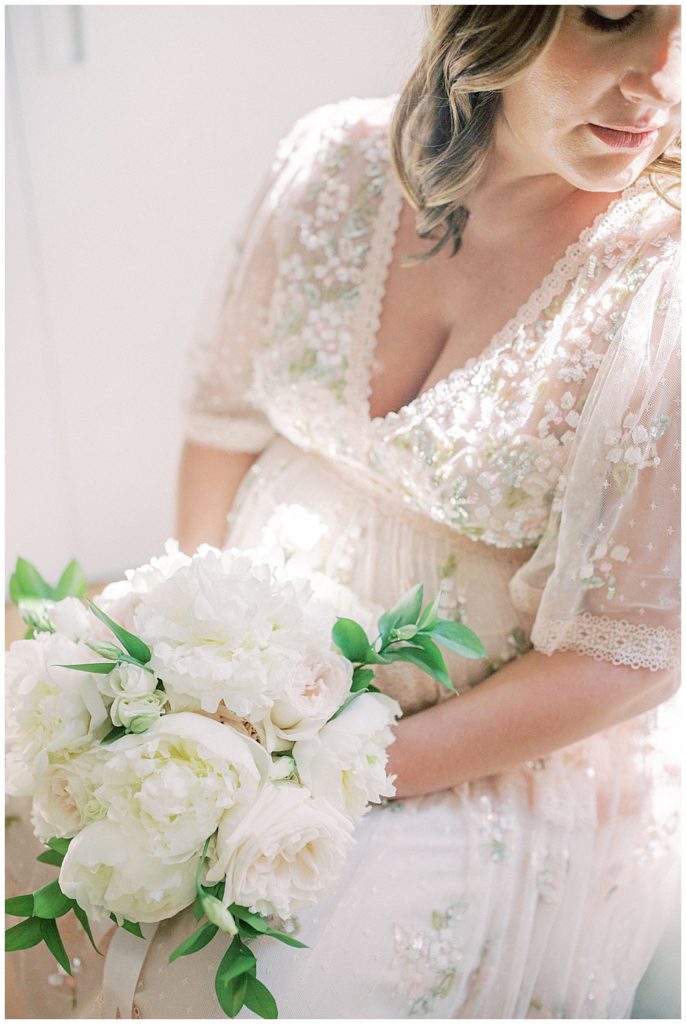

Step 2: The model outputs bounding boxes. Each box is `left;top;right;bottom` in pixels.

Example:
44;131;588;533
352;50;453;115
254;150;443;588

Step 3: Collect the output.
175;440;257;553
387;647;677;799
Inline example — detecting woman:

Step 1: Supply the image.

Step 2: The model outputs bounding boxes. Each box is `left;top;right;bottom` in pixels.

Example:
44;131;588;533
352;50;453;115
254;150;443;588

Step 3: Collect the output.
7;5;680;1019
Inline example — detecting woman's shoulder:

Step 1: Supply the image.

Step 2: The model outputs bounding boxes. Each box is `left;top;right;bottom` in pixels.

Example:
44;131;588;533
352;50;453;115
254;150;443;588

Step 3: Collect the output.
266;95;397;201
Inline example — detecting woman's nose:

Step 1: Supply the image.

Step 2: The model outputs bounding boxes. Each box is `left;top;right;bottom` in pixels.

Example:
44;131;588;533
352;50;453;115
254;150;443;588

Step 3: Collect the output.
620;20;681;108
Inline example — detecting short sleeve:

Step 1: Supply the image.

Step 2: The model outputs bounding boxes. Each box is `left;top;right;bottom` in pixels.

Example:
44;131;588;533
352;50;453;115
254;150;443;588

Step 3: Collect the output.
183;109;324;453
510;252;680;681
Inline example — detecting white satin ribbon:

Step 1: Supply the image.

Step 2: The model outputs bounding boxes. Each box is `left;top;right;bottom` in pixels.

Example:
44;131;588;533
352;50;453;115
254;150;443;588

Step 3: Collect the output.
102;922;158;1019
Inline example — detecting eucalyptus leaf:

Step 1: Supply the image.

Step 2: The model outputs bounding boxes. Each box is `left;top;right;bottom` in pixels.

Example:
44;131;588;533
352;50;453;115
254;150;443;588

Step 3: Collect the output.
40;918;71;974
169;921;219;963
430;619;486;659
5;893;34;917
244;976;279;1019
377;583;424;641
5;916;43;951
88;602;151;664
32;880;74;919
331;618;372;663
55;560;88;600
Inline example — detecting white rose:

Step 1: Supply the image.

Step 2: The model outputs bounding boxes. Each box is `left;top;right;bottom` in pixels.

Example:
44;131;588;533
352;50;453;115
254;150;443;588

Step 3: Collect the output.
95;539;191;632
59;819;197;923
31;749;107;842
264;651;352;750
96;713;270;862
293;692;401;823
97;662;157;701
5;634;110;796
206;783;353;919
110;691;167;732
132;548;317;717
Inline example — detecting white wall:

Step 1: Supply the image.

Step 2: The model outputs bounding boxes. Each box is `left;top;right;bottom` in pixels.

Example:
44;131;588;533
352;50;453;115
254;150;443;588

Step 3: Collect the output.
6;4;425;585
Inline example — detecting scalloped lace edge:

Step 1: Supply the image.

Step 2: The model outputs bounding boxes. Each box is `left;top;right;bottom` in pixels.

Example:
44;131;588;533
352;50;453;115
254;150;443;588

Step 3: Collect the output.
349;174;404;418
532;612;679;672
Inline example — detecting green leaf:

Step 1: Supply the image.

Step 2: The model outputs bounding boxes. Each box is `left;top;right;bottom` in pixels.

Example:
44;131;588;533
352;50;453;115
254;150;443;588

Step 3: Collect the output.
56;661;117;675
88;602;152;664
40;918;71;974
101;726;127;745
5;893;34;916
10;558;55;601
73;904;101;954
192;894;205;922
384;642;454;692
47;837;72;856
36;850;65;867
169;921;218;963
215;938;255;1016
5;916;43;951
350;667;375;692
331;618;372;663
116;917;144;938
244;976;279;1019
32;880;74;919
231;907;308;949
55;560;88;600
378;583;424;642
430;620;486;659
417;593;441;631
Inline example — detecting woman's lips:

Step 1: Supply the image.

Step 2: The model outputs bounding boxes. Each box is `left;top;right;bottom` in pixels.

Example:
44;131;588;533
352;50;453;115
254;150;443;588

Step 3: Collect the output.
588;123;659;150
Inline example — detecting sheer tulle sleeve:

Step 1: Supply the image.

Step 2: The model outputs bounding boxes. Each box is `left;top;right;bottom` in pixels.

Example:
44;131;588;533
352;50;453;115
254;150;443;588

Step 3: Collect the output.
510;252;680;682
183;111;319;452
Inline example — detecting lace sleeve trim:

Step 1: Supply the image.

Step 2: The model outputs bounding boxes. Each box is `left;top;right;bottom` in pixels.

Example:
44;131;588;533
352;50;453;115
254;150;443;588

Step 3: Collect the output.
184;412;275;453
531;611;679;672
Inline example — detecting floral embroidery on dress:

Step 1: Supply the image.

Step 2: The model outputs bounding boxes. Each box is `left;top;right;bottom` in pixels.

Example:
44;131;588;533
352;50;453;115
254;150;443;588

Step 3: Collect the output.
392;901;470;1017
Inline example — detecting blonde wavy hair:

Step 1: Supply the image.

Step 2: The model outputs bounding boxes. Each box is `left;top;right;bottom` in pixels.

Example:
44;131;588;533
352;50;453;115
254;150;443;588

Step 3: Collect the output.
390;5;681;264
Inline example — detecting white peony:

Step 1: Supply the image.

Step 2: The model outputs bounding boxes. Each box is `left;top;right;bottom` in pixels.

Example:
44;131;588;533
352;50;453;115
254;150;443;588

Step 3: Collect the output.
206;783;354;919
95;539;191;632
30;749;107;841
263;650;353;750
49;598;97;643
293;692;401;823
5;634;110;796
132;547;321;717
59;819;198;923
95;713;270;863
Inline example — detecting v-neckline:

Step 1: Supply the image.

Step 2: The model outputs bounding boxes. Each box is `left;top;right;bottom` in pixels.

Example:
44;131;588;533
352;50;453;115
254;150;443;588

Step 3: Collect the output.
365;172;650;428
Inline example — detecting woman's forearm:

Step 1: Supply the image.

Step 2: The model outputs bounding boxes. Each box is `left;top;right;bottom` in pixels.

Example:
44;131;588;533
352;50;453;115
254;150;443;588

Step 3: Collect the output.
175;440;257;553
388;648;676;799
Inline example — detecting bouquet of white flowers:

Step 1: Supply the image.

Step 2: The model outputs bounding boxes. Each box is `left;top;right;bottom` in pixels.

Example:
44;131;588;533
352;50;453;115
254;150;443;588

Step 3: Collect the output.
5;543;484;1018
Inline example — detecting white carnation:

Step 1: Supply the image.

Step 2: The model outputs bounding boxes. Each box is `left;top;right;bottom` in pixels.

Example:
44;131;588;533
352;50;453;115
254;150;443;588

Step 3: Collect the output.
5;634;110;796
95;713;270;862
59;819;197;923
206;783;354;919
293;692;400;822
132;548;319;717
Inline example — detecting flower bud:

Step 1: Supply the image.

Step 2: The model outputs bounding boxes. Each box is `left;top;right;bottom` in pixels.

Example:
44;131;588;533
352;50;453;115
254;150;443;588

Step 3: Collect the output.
202;894;238;935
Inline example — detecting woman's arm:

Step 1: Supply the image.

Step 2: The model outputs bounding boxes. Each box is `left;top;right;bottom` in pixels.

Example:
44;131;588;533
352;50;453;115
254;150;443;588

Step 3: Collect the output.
175;440;257;553
388;649;677;799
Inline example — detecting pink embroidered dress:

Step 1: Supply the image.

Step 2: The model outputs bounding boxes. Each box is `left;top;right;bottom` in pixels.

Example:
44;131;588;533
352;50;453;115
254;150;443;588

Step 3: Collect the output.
7;96;680;1020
